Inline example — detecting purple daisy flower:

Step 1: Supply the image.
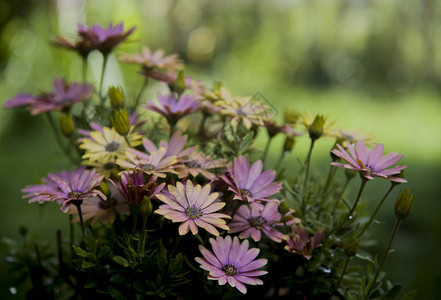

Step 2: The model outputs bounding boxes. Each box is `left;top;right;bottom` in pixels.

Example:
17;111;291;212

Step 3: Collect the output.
77;22;135;55
221;156;282;205
284;224;324;260
109;171;164;207
155;180;230;236
142;131;197;160
4;78;93;115
229;202;287;242
195;235;268;294
144;93;199;125
23;168;105;212
331;140;407;183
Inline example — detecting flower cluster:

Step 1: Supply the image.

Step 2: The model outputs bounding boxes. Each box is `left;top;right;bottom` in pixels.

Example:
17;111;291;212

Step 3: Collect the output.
4;21;414;299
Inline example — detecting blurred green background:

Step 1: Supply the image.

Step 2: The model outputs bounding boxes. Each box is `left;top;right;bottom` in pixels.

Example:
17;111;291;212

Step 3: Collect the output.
0;0;440;298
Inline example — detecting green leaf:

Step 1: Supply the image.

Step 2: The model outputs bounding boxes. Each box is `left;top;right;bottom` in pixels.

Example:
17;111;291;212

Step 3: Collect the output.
72;245;90;258
110;273;125;283
82;261;95;269
113;255;130;267
84;282;96;289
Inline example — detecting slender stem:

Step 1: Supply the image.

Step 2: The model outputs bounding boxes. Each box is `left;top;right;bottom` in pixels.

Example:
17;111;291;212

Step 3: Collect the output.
74;202;85;238
82;57;88;82
134;77;149;109
303;139;315;190
138;214;149;254
169;123;175;139
275;152;285;171
46;112;75;162
69;215;73;258
132;212;138;235
220;282;227;300
337;256;351;286
331;177;352;214
358;184;396;238
348;178;367;219
124;135;131;148
98;54;109;99
262;136;272;166
365;219;402;299
318;165;336;213
198;113;208;138
195;233;205;245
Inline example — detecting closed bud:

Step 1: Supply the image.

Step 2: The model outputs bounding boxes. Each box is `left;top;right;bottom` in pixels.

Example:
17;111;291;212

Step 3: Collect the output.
392;169;406;186
108;86;125;108
278;201;290;215
283;136;295;153
284;109;300;125
58;113;75;136
111;108;130;136
99;182;110;196
140;196;152;218
330;139;344;162
344;236;359;257
394;188;414;220
174;70;186;96
308;114;325;141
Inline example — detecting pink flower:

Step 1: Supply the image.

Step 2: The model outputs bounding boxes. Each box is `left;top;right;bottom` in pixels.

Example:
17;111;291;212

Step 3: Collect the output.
155;180;230;236
142;132;197;160
144;93;199;125
331;141;407;182
195;235;268;294
4;78;93;115
119;46;183;72
221;156;282;205
284;224;324;260
229;202;287;242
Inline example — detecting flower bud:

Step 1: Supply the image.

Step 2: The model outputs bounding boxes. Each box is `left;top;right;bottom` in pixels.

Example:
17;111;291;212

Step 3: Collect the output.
278;201;290;215
344;236;359;257
345;168;356;180
283;136;295;153
308;114;325;141
174;70;186;96
108;86;125;108
284;109;300;125
330;139;344;162
394;188;414;220
140;196;152;218
58;113;75;136
111;108;130;136
392;169;406;186
99;182;110;197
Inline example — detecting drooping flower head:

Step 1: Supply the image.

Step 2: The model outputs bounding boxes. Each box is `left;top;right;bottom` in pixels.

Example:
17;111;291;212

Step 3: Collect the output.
117;147;178;178
77;22;135;55
24;168;105;212
229;202;287;243
68;182;129;224
221;156;282;205
155;180;230;236
217;96;271;128
195;235;268;294
110;171;164;207
142;131;197;160
144;93;199;125
4;78;93;115
284;224;325;260
331;140;407;182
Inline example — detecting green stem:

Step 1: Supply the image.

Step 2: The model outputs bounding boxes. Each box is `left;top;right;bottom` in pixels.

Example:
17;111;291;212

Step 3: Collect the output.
198;113;208;138
132;212;138;235
46;112;75;162
318;165;336;213
358;184;396;238
82;57;88;82
303;139;315;190
169;123;175;139
337;256;351;286
331;176;352;215
74;202;85;238
138;214;149;254
98;54;109;99
133;77;149;109
348;178;368;219
365;219;402;299
69;215;73;258
275;152;285;171
262;136;272;166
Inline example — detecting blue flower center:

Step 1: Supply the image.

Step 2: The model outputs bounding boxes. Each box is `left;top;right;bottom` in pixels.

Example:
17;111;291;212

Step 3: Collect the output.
185;206;202;220
249;216;266;229
105;141;120;152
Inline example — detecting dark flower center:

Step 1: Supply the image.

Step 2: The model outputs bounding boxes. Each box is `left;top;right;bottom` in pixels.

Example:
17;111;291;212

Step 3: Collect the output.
249;216;267;230
222;264;238;276
185;206;202;220
142;164;155;172
105;141;120;152
68;191;83;199
103;162;117;170
239;188;253;198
